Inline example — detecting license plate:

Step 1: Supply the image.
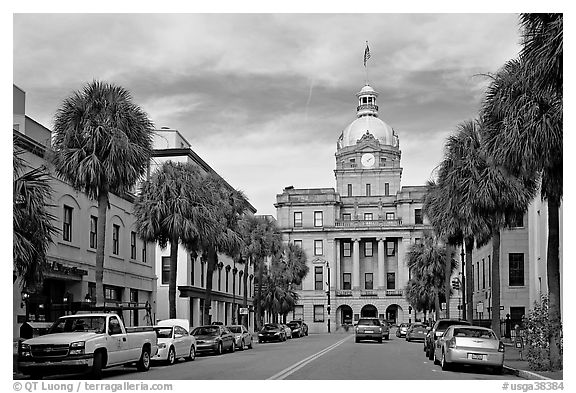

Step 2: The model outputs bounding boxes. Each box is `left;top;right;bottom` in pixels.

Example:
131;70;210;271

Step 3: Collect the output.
468;353;486;361
364;330;373;333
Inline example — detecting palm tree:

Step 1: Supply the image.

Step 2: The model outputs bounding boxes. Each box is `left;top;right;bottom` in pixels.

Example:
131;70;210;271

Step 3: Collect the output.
405;278;434;322
272;243;308;322
13;147;58;289
52;80;154;305
134;161;215;318
482;15;562;368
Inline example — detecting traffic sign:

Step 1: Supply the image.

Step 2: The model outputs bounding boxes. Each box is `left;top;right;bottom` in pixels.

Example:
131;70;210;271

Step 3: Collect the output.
239;308;249;315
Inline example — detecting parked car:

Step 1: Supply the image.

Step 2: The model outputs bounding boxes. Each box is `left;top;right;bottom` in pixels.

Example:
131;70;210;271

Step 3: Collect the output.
396;323;410;338
288;320;308;337
424;319;471;360
433;325;504;373
378;319;390;340
227;324;253;350
257;323;287;342
152;319;196;365
18;313;158;379
192;325;235;355
406;323;427;342
355;318;384;343
281;323;293;339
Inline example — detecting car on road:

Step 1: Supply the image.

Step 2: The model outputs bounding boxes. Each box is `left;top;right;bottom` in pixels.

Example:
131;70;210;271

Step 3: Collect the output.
227;324;253;350
192;325;235;355
406;323;427;342
355;318;384;343
425;319;471;360
257;323;287;343
287;320;308;337
153;319;196;364
378;319;390;340
281;323;293;339
433;325;504;373
395;323;410;338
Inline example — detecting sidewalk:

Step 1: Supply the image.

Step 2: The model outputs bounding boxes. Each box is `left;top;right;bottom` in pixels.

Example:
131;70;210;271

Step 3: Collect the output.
503;342;563;380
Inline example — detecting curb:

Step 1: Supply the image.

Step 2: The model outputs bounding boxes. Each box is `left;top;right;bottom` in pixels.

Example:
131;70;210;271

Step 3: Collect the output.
503;365;552;380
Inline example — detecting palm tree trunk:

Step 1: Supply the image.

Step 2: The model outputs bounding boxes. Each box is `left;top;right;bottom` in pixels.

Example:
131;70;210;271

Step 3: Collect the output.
434;287;441;321
95;190;109;306
491;229;501;338
444;245;453;319
168;239;178;319
255;257;264;330
242;257;249;329
547;196;562;370
465;236;475;323
204;247;217;324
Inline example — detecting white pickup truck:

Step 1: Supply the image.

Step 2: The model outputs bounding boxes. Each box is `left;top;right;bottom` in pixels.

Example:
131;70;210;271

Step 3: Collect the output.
18;313;158;379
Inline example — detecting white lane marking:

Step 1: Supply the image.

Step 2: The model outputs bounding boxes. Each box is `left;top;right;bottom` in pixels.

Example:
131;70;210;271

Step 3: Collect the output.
267;335;352;380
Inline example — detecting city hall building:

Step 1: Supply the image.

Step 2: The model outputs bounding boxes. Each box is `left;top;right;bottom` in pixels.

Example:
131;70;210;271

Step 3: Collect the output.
275;83;437;333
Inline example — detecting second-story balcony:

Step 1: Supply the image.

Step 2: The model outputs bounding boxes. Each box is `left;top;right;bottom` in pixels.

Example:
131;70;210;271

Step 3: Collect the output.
334;289;404;297
335;218;402;228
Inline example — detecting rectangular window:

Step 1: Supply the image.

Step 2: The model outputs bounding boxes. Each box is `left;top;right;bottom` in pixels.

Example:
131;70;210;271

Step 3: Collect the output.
364;241;373;257
365;273;373;290
130;232;137;260
201;262;205;287
347;184;353;197
293;305;304;320
476;262;480;291
482;258;486;289
364;213;373;221
386;241;395;256
415;209;423;225
161;257;170;285
142;241;147;263
293;240;302;249
314;240;323;256
343;273;352;290
366;184;371;196
104;286;121;301
63;205;73;242
294;212;303;227
314;266;323;290
343;242;351;257
509;253;525;286
386;212;395;220
89;215;97;249
314;211;323;227
385;183;390;196
314;305;324;322
112;224;120;255
387;273;396;290
342;213;351;221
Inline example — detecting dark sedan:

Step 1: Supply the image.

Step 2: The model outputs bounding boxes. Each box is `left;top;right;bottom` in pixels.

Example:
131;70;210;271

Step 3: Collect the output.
192;325;235;355
424;319;471;360
406;323;427;342
287;320;308;338
257;323;287;343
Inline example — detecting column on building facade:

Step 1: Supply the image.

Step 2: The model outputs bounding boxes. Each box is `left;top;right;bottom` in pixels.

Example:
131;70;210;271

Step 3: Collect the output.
192;298;201;327
226;302;232;325
335;239;341;290
212;300;218;322
397;238;411;290
352;238;360;290
377;238;385;289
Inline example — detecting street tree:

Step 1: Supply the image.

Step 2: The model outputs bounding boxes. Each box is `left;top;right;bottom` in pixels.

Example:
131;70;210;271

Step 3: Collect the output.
405;278;434;323
13;146;58;290
52;80;154;305
134;161;215;318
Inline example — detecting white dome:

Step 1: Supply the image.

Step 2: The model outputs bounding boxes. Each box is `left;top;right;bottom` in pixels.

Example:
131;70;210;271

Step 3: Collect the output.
341;116;396;147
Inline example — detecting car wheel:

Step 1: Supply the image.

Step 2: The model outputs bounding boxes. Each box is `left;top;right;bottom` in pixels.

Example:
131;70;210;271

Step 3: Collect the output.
137;348;151;372
378;338;383;343
91;351;104;379
385;335;389;340
433;350;440;365
216;342;223;355
428;346;434;360
167;346;176;365
240;339;245;350
441;351;451;371
185;346;195;361
355;337;360;343
230;341;236;352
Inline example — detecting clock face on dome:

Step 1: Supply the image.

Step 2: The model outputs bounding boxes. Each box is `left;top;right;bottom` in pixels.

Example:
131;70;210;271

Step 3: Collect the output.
361;153;375;167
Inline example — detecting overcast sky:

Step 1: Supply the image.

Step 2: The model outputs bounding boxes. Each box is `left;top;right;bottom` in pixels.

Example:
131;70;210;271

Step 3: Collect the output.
13;13;523;216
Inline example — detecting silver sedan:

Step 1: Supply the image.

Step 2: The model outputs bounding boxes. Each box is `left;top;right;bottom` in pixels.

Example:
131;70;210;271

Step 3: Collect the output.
433;325;505;373
227;324;253;350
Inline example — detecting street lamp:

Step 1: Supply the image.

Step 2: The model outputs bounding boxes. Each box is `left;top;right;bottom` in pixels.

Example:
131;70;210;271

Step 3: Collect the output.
21;290;30;322
325;261;331;333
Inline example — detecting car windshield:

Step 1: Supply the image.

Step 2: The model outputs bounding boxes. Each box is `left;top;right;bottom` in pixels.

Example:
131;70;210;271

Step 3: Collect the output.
453;328;496;339
48;316;107;334
228;326;242;333
264;324;280;330
437;320;470;331
358;319;380;326
154;327;173;338
192;326;220;336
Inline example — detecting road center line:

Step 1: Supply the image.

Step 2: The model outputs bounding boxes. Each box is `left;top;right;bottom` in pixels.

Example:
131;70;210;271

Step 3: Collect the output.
267;335;352;380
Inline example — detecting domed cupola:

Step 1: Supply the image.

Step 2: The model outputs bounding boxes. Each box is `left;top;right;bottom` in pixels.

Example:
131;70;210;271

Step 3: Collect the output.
338;84;398;149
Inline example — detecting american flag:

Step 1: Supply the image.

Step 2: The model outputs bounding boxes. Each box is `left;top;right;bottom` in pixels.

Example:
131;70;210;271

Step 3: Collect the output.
364;42;371;67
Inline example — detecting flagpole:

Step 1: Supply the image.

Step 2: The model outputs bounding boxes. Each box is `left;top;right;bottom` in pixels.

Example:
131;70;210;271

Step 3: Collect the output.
364;41;370;85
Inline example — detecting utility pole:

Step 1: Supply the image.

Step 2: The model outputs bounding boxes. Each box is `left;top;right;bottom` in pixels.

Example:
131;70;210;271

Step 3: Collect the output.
460;241;466;320
326;261;331;333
